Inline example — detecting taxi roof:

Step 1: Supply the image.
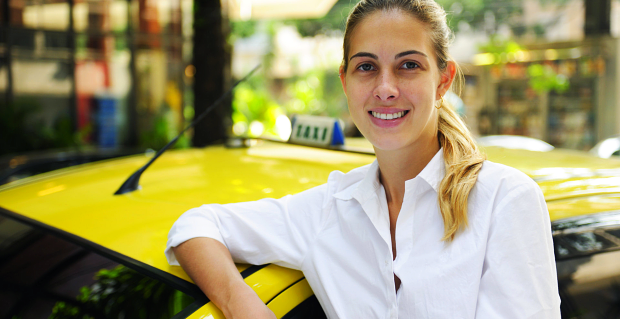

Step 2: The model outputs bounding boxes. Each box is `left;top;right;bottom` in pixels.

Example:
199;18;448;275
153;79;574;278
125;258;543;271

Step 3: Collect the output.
1;139;620;282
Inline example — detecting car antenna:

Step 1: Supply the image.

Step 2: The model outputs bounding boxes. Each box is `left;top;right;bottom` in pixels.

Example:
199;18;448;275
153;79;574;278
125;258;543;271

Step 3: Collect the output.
114;64;261;195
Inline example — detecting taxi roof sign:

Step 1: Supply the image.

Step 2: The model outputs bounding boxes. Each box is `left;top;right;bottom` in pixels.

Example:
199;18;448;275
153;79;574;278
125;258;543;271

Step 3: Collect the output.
289;115;345;147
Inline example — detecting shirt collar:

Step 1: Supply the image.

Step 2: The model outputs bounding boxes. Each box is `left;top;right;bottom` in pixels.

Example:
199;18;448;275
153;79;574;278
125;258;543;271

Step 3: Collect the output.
351;160;381;203
415;148;445;192
332;160;380;201
333;148;445;201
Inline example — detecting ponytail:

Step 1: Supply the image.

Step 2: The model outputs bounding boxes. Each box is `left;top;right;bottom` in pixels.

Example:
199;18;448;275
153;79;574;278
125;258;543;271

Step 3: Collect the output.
437;93;485;241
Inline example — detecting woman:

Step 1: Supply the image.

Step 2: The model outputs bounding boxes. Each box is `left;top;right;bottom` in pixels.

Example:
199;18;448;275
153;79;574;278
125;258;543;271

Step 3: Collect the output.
166;0;561;318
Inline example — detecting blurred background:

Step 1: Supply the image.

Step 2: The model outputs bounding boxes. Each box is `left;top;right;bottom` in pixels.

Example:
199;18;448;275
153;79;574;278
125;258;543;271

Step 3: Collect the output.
1;2;619;317
0;0;617;162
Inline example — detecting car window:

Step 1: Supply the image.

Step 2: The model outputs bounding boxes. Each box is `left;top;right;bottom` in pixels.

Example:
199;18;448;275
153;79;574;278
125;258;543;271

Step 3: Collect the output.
553;212;620;318
0;214;198;319
557;249;620;318
282;295;327;319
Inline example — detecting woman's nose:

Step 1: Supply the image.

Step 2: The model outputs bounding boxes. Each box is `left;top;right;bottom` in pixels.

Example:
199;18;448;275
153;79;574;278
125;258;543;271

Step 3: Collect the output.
373;72;399;101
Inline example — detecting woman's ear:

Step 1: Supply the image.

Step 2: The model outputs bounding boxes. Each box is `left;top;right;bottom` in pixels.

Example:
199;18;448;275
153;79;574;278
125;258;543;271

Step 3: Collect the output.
436;61;456;99
339;65;347;97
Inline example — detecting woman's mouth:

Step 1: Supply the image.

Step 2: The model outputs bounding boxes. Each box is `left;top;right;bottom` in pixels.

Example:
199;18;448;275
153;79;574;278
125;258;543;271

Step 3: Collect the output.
368;110;409;120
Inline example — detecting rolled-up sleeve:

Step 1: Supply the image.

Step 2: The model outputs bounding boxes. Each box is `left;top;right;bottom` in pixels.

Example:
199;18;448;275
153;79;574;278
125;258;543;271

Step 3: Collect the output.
475;180;561;318
165;174;337;270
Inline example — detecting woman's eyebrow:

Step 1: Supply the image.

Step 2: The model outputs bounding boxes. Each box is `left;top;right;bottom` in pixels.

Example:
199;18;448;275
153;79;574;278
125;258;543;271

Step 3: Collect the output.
395;50;428;59
350;50;428;61
349;52;378;61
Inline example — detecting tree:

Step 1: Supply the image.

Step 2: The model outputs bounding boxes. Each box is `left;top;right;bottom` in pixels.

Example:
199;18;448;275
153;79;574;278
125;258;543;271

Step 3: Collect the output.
584;0;611;36
433;0;572;35
278;0;573;38
436;0;522;34
192;0;232;147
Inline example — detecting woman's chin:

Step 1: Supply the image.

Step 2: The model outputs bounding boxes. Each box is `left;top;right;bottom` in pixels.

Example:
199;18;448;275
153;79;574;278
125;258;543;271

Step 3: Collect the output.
368;137;411;152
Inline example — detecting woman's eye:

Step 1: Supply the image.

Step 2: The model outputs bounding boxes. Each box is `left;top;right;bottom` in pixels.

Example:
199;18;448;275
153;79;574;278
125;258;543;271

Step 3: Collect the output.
357;64;375;71
402;61;419;69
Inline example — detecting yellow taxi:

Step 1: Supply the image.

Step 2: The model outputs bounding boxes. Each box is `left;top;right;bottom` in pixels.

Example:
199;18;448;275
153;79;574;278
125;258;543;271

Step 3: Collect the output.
2;137;620;318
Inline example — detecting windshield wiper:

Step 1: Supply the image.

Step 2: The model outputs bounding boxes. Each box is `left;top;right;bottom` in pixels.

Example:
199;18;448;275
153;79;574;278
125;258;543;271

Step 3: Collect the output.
114;64;261;195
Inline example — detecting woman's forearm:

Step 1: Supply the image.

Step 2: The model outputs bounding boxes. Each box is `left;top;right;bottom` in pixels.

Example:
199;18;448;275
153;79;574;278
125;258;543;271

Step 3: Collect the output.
172;237;275;318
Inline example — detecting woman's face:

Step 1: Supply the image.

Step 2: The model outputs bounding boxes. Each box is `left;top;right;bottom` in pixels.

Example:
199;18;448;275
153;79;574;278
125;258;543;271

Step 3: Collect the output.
340;9;454;152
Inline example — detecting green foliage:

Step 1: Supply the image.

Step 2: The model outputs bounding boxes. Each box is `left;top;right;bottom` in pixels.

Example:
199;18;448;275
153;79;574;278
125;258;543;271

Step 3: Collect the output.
232;81;284;137
231;69;348;138
235;0;574;37
230;20;258;41
284;0;357;37
228;1;352;138
286;75;325;114
279;0;576;36
284;70;346;118
477;36;571;95
477;35;522;55
538;0;572;5
49;265;194;319
435;0;572;34
139;109;189;150
0;98;83;156
436;0;523;34
140;113;170;149
527;64;570;95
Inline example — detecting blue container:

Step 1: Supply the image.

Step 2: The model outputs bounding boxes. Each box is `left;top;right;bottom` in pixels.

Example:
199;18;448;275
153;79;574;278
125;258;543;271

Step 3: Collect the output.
96;97;117;148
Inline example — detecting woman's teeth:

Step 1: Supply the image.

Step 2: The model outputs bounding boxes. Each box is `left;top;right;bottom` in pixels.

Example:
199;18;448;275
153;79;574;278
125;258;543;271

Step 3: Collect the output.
370;110;408;120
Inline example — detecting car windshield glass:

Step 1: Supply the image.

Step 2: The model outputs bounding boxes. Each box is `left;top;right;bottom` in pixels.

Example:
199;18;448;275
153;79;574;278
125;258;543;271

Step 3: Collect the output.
0;214;195;319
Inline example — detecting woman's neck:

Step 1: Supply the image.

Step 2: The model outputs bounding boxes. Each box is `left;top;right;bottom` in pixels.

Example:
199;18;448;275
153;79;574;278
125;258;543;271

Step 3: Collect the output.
375;138;440;205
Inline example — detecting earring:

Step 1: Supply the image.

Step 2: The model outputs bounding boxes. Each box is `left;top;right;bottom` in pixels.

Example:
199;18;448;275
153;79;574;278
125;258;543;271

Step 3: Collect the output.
435;95;444;110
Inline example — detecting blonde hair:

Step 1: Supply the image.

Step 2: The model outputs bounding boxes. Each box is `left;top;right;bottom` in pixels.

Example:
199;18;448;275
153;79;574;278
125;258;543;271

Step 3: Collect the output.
343;0;485;241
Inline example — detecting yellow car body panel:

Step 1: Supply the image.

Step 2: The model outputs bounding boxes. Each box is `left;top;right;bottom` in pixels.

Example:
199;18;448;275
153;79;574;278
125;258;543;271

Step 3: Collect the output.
267;279;314;318
2;139;620;316
185;303;225;319
186;278;314;319
184;265;306;319
0;142;373;280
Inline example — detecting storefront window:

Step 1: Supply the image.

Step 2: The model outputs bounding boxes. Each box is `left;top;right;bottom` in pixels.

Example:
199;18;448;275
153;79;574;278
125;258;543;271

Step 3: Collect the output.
73;0;129;33
17;0;70;31
1;0;191;153
480;51;605;151
548;79;596;150
11;58;73;151
135;48;185;149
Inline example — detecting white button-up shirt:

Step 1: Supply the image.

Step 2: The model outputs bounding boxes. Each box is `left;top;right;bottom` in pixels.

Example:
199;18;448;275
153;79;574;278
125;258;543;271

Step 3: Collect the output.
166;150;561;318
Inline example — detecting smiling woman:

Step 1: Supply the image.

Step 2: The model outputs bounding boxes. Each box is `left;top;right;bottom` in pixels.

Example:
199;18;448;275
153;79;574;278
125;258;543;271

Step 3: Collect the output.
338;1;488;245
166;1;561;318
